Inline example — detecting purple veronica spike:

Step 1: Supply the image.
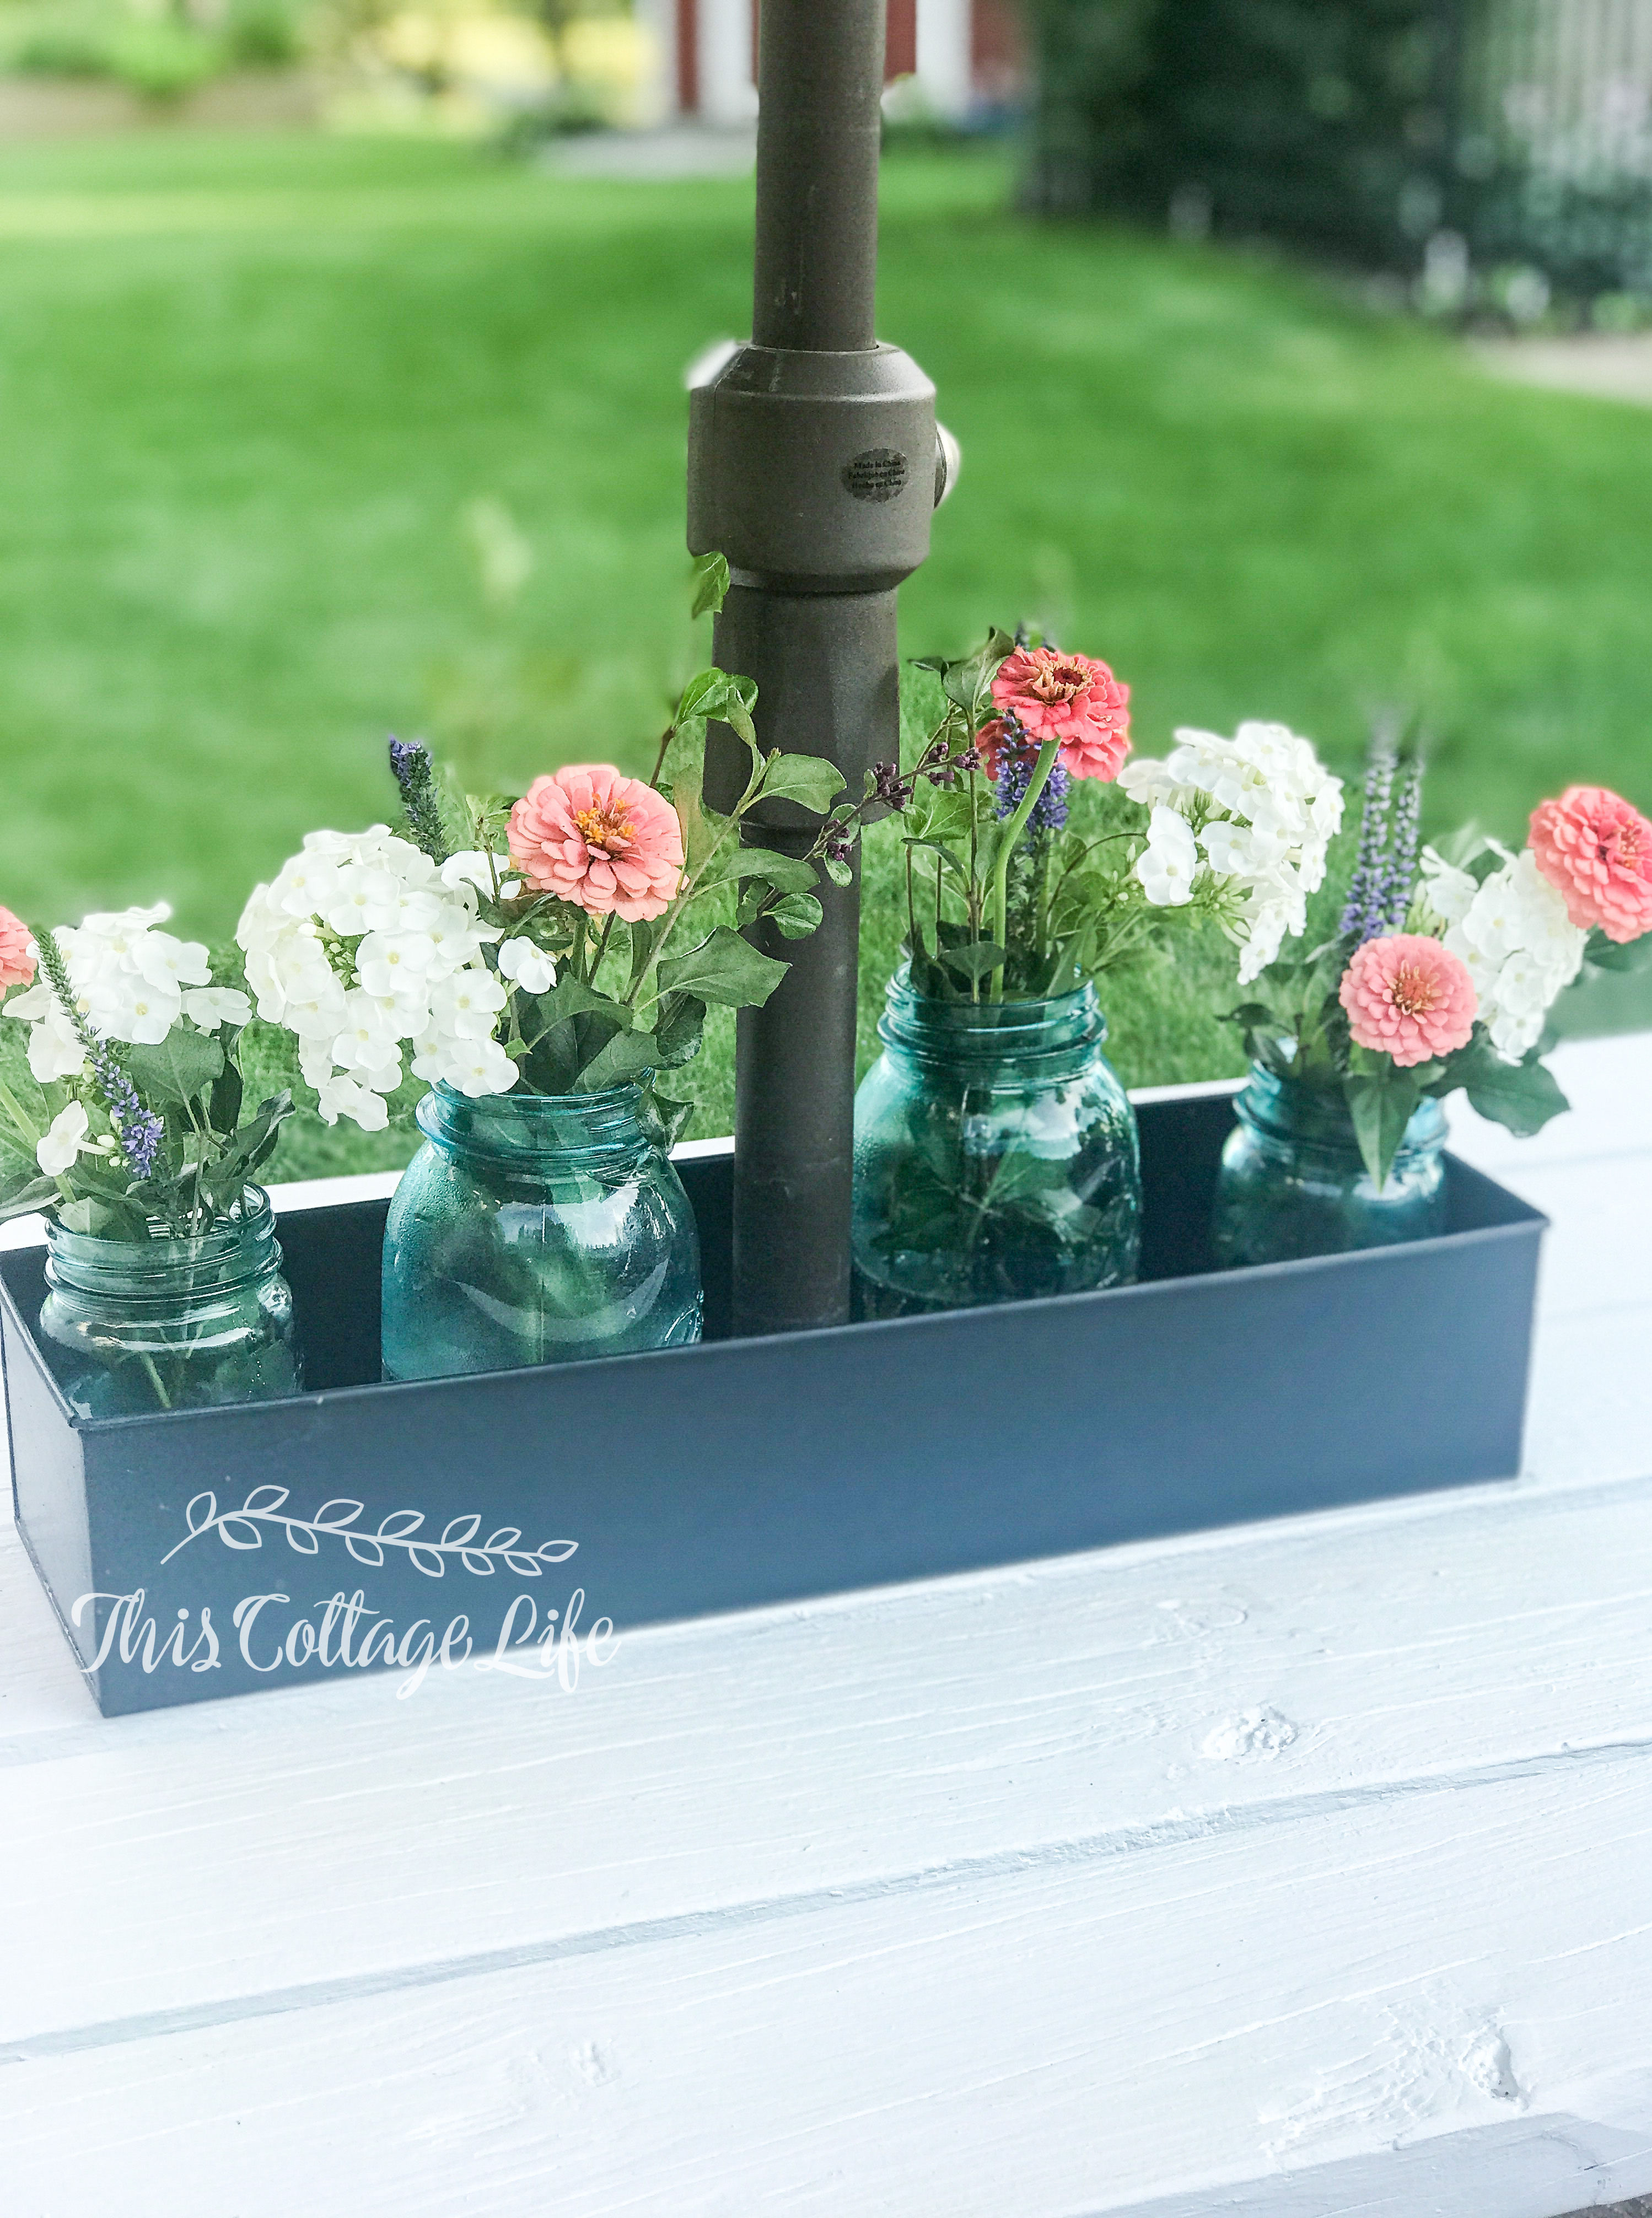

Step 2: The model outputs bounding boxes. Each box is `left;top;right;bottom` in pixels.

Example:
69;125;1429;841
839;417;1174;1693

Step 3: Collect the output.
1340;749;1396;944
34;930;166;1180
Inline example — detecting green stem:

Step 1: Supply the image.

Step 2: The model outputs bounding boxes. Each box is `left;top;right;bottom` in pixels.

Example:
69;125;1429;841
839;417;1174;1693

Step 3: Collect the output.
0;1076;41;1154
989;741;1058;1001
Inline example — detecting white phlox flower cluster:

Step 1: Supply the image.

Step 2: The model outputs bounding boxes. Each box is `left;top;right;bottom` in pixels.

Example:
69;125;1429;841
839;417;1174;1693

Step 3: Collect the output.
2;903;252;1086
1121;722;1345;984
238;828;516;1130
1421;844;1586;1060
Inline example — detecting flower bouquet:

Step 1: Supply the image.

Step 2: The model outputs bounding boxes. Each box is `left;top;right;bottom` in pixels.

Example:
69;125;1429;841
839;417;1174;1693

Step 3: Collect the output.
240;669;844;1379
0;902;297;1415
852;631;1206;1316
1124;730;1652;1265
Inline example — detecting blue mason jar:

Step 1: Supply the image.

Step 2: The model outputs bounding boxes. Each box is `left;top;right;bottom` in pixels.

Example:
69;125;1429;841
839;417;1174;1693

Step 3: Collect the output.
852;971;1143;1318
381;1083;703;1381
39;1187;299;1419
1210;1063;1449;1270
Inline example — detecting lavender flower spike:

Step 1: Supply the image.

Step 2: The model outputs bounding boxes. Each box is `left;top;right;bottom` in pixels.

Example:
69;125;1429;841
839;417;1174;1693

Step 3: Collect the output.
995;750;1070;832
1379;758;1424;933
33;929;164;1179
1339;745;1396;944
388;735;450;865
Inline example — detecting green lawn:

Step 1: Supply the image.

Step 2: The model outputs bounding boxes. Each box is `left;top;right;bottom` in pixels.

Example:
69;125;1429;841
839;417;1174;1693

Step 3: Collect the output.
1;129;1648;1175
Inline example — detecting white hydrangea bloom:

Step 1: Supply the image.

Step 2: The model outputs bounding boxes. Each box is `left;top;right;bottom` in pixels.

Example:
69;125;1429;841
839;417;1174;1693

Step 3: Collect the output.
4;902;243;1080
1124;722;1342;985
238;827;515;1128
1443;848;1586;1059
1135;807;1200;907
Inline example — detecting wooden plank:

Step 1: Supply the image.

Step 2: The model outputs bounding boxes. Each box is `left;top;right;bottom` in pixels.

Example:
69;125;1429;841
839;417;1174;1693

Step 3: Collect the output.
8;1449;1652;2047
6;1749;1652;2216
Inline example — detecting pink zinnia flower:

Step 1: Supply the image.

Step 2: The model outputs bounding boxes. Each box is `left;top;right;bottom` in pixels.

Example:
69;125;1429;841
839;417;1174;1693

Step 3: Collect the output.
508;765;684;923
986;645;1131;783
1339;934;1477;1068
0;905;35;993
1529;784;1652;944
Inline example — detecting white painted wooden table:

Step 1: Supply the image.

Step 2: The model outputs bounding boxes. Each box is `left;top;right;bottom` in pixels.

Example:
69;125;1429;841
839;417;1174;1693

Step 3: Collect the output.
3;1036;1651;2218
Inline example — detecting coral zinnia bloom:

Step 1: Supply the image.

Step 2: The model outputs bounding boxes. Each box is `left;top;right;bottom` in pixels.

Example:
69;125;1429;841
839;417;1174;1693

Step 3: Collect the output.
1339;933;1477;1069
1529;785;1652;945
508;766;684;922
987;646;1131;783
0;905;35;993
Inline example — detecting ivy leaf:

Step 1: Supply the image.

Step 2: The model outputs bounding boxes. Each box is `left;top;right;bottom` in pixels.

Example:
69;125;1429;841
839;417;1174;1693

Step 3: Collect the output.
758;753;847;814
690;550;730;621
658;927;789;1009
575;1027;659;1092
123;1027;224;1108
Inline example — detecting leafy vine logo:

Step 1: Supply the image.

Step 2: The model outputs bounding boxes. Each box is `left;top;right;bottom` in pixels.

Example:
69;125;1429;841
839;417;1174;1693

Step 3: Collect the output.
161;1487;578;1580
73;1490;616;1697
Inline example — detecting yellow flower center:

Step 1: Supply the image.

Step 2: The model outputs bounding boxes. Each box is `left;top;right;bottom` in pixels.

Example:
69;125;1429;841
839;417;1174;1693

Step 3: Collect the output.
575;803;634;857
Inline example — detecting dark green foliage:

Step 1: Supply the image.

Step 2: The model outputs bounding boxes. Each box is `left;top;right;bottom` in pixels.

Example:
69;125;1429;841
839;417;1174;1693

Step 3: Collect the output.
1026;0;1652;297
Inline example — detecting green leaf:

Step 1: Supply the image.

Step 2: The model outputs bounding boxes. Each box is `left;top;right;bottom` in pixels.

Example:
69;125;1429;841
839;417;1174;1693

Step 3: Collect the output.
939;940;1007;983
901;837;971;887
1584;926;1652;973
669;763;721;875
123;1028;224;1108
658;926;789;1009
728;846;818;895
56;1193;149;1240
642;1089;696;1149
822;852;855;889
690;550;730;621
653;992;706;1069
574;1027;659;1093
763;892;824;940
930;626;1015;718
757;752;847;814
0;1176;58;1224
526;977;628;1035
675;667;758;750
1344;1067;1423;1191
906;785;978;843
1449;1044;1570;1137
207;1055;243;1138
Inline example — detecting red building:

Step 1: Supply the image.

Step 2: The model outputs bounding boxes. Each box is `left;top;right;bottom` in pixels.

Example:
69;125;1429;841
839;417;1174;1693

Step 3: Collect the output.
638;0;1024;126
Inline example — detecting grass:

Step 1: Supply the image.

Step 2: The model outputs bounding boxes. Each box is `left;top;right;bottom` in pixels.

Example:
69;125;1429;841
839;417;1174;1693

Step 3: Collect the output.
1;130;1649;1175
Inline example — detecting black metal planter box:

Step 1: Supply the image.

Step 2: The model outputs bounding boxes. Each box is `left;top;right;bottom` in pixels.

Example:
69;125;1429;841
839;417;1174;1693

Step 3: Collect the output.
2;1086;1545;1716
